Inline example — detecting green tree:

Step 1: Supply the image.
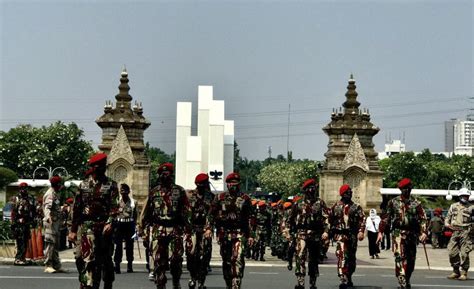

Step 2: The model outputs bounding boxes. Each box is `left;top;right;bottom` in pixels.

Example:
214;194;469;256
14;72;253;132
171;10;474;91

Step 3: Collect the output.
257;159;319;198
0;122;93;179
0;167;18;188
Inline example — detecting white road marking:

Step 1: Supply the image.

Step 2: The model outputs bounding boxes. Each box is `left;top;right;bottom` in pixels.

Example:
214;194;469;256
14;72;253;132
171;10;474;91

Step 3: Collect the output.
0;276;77;279
412;285;474;288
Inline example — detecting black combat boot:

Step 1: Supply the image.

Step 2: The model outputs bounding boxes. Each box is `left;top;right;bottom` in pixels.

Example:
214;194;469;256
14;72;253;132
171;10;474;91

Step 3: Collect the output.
127;262;133;273
114;263;121;274
104;282;113;289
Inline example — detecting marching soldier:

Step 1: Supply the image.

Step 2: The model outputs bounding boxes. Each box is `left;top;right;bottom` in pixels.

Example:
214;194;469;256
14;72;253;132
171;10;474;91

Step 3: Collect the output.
43;176;67;273
329;184;366;289
113;183;137;274
288;179;329;289
280;201;293;268
11;182;36;265
377;178;428;289
68;152;120;289
429;208;444;249
207;172;255;289
269;202;280;257
253;200;271;261
445;187;473;280
140;162;191;289
185;173;214;289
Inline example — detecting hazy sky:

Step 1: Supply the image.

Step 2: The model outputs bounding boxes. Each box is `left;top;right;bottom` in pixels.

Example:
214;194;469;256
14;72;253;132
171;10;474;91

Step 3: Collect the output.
1;0;472;160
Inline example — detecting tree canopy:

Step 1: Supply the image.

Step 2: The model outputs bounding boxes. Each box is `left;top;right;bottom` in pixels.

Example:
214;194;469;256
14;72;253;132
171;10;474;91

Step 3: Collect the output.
0;122;94;179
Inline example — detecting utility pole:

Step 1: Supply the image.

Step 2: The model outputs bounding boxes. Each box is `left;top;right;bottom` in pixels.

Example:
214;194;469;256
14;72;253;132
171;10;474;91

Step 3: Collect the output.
287;104;291;161
268;146;272;159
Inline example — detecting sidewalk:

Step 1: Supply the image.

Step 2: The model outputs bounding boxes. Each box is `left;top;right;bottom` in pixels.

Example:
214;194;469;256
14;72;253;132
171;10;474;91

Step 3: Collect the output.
0;238;452;271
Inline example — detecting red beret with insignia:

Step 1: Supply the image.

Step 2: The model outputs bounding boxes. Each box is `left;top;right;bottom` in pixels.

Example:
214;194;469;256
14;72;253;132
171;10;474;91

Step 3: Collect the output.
302;179;317;189
398;178;412;189
339;184;351;196
88;152;107;166
194;173;209;184
225;172;240;183
49;176;62;185
19;182;28;188
157;162;174;174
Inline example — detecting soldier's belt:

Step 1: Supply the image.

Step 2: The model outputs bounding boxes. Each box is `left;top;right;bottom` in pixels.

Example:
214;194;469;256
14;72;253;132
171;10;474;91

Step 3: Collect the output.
117;218;134;223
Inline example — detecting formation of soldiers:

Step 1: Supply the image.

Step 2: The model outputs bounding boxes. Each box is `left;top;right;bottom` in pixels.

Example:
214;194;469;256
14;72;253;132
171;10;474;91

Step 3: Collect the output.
9;152;474;289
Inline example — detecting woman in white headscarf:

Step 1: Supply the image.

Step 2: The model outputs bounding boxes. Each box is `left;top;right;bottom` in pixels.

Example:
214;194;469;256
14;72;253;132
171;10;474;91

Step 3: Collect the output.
366;208;381;259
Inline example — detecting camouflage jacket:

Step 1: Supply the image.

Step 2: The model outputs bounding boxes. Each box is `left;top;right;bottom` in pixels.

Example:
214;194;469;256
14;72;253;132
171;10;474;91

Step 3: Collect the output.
209;191;255;238
188;189;214;230
445;202;473;229
71;176;119;233
116;197;138;221
141;183;191;230
11;193;36;226
255;207;271;233
288;196;329;236
329;200;366;236
379;195;427;236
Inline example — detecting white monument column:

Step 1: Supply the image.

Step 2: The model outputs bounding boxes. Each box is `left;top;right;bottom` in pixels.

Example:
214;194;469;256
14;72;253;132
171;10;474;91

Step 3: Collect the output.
176;102;192;188
208;100;225;191
224;120;235;178
185;136;202;190
197;86;213;176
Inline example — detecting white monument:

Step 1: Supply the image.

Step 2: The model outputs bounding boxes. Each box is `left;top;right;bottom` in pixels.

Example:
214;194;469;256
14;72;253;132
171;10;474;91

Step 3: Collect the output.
176;86;234;191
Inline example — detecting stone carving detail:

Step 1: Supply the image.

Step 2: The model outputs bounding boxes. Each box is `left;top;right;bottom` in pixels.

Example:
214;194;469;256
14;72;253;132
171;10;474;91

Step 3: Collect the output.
108;125;135;165
342;133;369;172
343;167;366;203
114;165;129;184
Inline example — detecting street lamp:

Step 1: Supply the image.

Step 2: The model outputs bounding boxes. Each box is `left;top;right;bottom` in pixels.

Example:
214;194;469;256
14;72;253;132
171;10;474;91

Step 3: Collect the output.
446;180;473;201
32;166;69;187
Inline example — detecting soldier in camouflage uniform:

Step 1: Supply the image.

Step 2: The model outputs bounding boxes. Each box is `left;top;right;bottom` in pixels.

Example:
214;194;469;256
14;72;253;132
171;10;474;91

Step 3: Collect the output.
329;184;366;289
288;179;329;289
43;176;67;273
445;187;473;281
69;153;120;289
253;201;271;261
378;178;428;289
186;173;214;289
141;162;191;289
280;201;293;268
207;172;255;289
11;182;36;265
269;202;280;257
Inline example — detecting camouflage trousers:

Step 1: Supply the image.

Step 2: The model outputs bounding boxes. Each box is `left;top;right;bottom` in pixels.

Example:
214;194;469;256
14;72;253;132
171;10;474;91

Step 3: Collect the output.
335;234;358;284
151;226;184;288
185;230;212;285
219;231;248;289
75;222;114;289
44;221;61;270
13;224;30;261
448;229;472;273
253;230;267;259
391;230;418;282
294;232;321;286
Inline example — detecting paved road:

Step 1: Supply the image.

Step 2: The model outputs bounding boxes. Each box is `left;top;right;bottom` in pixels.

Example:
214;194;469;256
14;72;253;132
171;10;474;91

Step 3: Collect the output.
0;264;473;289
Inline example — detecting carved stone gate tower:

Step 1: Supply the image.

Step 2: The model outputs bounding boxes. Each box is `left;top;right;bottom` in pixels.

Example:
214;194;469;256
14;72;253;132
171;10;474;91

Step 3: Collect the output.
319;75;382;210
96;68;151;207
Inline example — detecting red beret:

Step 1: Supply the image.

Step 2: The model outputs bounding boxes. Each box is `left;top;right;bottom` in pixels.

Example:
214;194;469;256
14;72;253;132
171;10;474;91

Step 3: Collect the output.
292;195;302;203
195;173;209;184
225;172;240;183
88;152;107;166
302;179;317;189
258;200;266;207
84;168;94;177
339;184;351;196
157;162;174;174
283;202;292;209
398;178;412;189
19;182;28;188
66;197;74;205
49;176;62;185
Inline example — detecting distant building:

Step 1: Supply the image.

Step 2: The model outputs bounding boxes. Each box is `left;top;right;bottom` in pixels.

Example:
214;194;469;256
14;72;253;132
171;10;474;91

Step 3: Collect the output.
378;140;454;160
454;119;474;156
444;118;457;152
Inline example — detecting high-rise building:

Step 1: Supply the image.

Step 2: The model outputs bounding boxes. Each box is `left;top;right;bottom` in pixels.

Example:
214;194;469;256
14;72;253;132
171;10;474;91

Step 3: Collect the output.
444;118;457;152
454;120;474;148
